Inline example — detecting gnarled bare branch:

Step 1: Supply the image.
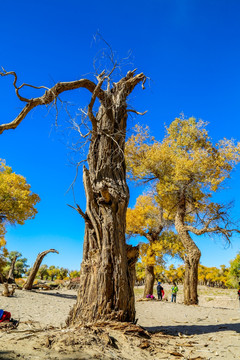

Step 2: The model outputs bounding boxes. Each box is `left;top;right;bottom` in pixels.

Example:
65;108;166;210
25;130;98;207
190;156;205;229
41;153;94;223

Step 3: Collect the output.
185;224;240;241
67;203;89;223
0;70;106;135
114;69;146;95
0;67;49;102
88;72;106;132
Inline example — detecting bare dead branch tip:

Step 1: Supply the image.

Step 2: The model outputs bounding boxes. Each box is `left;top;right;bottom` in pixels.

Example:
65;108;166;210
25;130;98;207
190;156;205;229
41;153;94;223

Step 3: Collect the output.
67;203;89;223
127;109;148;116
0;67;49;103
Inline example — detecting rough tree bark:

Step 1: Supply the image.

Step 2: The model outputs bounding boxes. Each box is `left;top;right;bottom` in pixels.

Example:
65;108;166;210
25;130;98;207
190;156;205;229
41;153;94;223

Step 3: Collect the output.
23;249;59;290
67;72;144;325
0;68;145;323
182;243;201;305
175;198;201;305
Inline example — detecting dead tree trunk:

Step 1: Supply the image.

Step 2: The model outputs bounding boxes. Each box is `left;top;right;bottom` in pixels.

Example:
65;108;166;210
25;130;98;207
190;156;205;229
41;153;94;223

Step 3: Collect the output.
23;249;59;290
2;283;16;297
0;68;145;324
67;72;145;325
7;255;18;283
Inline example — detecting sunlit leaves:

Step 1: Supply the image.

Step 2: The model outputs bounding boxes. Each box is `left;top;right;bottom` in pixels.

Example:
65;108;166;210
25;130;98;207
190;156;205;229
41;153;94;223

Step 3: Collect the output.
136;260;236;288
2;251;29;278
126;117;240;222
126;195;161;236
126;195;185;266
0;159;40;243
228;252;240;287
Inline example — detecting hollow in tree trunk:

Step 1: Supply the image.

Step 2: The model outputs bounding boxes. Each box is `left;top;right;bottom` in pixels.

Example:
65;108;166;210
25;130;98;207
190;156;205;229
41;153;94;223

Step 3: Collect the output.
23;249;59;290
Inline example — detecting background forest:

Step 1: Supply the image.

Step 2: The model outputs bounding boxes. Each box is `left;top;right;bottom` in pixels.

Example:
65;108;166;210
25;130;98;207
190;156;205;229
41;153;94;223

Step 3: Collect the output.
1;249;239;289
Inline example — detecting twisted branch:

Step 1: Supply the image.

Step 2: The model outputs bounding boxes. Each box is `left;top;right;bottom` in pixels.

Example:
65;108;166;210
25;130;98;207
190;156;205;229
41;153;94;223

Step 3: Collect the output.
0;69;106;134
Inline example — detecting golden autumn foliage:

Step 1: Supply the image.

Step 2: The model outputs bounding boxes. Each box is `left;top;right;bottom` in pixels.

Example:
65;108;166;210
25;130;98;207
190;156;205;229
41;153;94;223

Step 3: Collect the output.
126;195;185;267
135;261;236;288
138;231;184;267
228;252;240;287
0;159;40;251
0;240;8;275
126;117;240;222
126;117;240;303
127;195;162;237
162;264;185;284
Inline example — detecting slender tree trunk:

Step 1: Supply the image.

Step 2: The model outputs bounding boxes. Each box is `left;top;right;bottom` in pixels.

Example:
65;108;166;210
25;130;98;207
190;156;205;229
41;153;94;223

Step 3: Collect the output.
175;200;201;305
143;265;155;297
67;78;142;325
183;246;201;304
23;249;58;290
142;234;162;299
7;255;18;283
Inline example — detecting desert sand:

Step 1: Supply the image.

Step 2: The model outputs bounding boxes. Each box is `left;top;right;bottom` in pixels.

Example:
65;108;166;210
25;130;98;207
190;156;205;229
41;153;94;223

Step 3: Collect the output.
0;284;239;359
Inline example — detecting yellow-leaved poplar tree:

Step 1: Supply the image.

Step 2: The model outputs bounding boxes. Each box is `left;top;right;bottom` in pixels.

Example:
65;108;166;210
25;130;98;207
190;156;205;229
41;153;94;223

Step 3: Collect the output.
126;117;240;305
0;159;40;276
126;195;184;297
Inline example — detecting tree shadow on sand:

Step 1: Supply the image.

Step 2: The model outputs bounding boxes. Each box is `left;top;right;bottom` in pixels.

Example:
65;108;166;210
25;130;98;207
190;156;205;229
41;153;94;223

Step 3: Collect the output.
144;322;240;336
32;290;77;300
0;351;17;359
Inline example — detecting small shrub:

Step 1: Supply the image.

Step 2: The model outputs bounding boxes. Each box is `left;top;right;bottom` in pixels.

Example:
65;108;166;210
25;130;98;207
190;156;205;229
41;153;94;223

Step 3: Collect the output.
15;278;25;287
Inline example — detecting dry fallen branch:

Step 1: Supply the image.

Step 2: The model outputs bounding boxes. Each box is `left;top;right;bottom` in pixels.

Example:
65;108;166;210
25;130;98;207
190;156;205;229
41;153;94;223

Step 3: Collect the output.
2;283;16;297
23;249;59;290
83;321;151;339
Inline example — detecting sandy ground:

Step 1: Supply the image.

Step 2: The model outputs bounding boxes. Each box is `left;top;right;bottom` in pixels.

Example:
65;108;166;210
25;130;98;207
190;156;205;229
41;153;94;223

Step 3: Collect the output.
0;284;239;359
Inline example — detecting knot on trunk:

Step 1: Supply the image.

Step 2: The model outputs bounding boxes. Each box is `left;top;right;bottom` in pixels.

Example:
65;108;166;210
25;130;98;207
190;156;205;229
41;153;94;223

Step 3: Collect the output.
96;181;128;206
98;186;112;204
42;89;56;103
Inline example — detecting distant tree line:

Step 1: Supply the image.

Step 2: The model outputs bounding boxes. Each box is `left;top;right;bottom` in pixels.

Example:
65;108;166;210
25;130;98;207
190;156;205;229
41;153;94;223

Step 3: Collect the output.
1;250;80;281
135;251;240;289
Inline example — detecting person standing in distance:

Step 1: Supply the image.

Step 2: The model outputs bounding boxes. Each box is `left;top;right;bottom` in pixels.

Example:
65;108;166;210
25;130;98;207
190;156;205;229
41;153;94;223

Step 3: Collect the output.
157;282;164;300
171;282;178;302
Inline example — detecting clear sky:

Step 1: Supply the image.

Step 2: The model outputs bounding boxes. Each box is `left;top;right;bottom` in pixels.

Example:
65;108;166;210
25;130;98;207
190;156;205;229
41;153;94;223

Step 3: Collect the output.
0;0;240;270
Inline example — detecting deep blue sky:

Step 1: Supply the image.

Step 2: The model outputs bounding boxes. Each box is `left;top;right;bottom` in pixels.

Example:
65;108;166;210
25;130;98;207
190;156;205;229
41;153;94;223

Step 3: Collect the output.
0;0;240;270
